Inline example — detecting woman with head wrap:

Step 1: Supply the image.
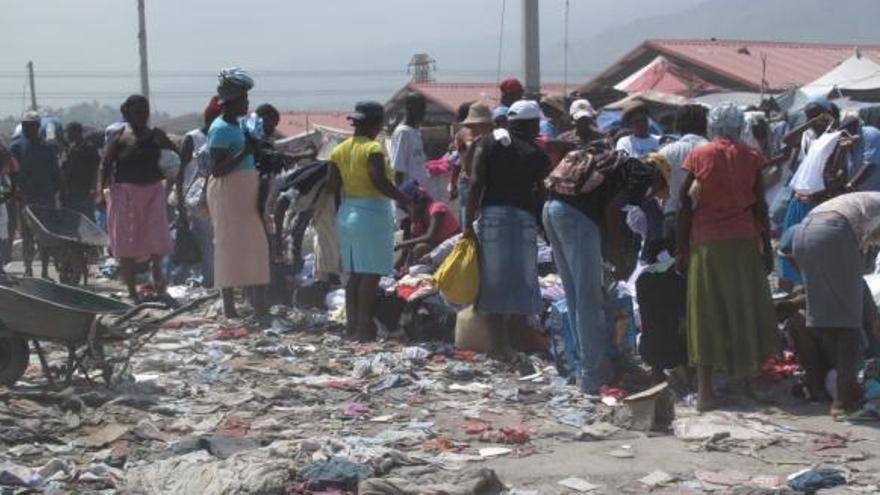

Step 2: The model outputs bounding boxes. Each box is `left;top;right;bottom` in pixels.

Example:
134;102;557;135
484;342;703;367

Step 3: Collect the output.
327;101;411;341
206;68;271;319
464;100;550;361
98;94;178;301
676;102;778;411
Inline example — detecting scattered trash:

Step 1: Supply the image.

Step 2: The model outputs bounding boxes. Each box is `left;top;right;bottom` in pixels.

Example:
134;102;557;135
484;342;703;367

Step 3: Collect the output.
639;470;676;488
557;476;600;492
787;467;847;492
478;447;512;458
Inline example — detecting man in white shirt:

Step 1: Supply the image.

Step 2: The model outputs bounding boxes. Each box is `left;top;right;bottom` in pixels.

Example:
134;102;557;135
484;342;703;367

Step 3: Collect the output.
615;102;660;159
657;104;709;251
390;93;428;226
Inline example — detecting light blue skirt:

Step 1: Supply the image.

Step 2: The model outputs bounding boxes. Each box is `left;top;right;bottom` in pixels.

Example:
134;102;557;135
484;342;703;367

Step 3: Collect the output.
475;206;542;315
337;197;394;275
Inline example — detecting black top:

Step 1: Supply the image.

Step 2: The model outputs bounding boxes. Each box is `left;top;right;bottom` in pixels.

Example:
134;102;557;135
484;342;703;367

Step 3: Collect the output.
63;142;101;202
478;133;550;214
113;129;163;184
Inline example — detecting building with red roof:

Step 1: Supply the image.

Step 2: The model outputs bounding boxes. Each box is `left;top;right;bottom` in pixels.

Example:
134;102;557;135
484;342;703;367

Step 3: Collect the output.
580;38;880;104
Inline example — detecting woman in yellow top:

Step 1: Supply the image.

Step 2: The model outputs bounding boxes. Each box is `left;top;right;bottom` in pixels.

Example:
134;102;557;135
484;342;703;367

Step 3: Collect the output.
328;101;410;341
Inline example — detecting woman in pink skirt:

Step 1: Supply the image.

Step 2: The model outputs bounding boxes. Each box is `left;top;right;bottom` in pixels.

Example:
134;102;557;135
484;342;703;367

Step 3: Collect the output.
98;95;178;300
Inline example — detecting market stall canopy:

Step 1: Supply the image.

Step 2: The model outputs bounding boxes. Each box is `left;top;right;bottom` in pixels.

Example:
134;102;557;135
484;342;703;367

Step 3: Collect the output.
801;55;880;101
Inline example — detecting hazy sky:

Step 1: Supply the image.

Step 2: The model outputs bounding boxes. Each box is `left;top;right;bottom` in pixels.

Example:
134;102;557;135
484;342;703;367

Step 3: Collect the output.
1;0;705;117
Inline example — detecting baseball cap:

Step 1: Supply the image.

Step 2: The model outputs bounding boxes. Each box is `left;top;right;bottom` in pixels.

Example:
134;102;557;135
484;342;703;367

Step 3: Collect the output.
492;106;509;121
347;101;384;124
499;78;524;94
569;99;597;121
507;100;543;121
21;111;41;123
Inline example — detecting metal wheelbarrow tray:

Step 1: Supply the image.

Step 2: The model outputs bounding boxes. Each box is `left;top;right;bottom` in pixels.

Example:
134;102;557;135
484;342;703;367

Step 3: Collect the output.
23;205;109;285
0;278;215;387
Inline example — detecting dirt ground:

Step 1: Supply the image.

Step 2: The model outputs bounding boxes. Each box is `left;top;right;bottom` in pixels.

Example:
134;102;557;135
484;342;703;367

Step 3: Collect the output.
2;260;879;494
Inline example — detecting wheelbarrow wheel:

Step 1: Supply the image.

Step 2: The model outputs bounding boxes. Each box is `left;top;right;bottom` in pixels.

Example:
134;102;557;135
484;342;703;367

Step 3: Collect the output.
0;331;30;386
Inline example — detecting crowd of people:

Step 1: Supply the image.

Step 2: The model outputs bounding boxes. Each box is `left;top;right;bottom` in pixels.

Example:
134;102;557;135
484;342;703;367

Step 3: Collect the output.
1;71;879;419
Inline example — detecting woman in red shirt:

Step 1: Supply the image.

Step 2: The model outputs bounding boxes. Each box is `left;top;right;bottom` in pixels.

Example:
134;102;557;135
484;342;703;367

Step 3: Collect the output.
395;185;460;269
676;103;778;412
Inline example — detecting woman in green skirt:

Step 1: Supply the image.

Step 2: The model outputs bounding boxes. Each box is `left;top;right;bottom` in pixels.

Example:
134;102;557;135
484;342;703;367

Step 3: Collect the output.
676;102;778;412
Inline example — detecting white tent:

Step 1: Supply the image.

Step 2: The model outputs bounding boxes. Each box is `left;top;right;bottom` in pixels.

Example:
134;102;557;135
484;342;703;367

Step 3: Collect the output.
801;54;880;101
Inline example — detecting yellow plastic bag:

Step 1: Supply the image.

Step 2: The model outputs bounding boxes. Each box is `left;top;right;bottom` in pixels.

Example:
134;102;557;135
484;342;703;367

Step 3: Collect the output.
434;238;479;305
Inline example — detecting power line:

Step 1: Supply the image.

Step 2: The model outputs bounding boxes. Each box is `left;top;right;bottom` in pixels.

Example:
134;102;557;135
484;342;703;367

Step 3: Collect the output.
563;0;570;95
496;0;507;85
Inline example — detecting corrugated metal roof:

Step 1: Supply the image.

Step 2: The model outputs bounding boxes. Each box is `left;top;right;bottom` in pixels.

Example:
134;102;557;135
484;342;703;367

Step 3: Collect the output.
647;39;880;91
275;111;352;138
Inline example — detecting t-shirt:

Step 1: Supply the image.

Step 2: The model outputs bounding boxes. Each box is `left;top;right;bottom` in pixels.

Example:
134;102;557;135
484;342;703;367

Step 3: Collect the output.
683;138;765;246
10;137;61;206
849;125;880;192
207;117;256;172
389;124;427;185
616;134;660;159
810;191;880;251
411;201;461;245
658;134;709;214
329;136;394;199
478;133;550;214
62;141;101;203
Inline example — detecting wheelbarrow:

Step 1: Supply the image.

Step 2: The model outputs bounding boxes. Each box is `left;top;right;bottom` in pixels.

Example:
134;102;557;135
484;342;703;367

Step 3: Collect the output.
24;204;108;286
0;277;215;387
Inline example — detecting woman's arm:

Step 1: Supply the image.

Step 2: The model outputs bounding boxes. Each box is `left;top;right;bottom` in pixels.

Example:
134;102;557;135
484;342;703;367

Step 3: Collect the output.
367;152;409;203
397;212;444;249
752;168;773;273
463;144;486;238
96;131;121;203
675;172;696;273
155;128;180;154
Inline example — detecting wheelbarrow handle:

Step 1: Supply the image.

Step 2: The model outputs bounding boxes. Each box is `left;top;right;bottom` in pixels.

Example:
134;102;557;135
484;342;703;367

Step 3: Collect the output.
112;302;170;326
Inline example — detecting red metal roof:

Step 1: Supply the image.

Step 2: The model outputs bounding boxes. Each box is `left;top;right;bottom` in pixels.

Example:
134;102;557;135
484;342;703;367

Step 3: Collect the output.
621;57;721;95
647;39;880;91
406;82;572;113
275;111;352;138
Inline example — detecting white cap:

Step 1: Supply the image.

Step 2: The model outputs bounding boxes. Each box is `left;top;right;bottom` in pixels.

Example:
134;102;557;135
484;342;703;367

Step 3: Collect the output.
507;100;543;121
569;99;597;121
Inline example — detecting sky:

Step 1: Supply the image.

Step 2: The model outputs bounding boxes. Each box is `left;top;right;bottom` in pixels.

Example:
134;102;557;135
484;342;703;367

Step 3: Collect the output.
0;0;707;117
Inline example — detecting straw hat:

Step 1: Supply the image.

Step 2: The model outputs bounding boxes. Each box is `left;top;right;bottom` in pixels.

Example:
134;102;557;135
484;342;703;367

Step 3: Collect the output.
461;103;493;126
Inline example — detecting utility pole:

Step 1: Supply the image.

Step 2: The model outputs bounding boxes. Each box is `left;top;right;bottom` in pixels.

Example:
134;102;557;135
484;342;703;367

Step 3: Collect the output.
26;61;37;110
137;0;151;100
522;0;541;97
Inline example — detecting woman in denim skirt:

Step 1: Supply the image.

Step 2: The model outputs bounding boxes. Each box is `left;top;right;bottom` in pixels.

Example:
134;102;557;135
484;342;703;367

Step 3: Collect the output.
463;100;550;361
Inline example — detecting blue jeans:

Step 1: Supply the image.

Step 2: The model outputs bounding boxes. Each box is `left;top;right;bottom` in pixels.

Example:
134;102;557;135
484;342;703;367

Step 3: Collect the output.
543;199;613;393
191;214;215;287
769;183;793;231
457;177;471;227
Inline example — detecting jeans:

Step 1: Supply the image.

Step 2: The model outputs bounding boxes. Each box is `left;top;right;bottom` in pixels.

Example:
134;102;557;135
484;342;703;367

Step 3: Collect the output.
190;214;214;287
457;177;470;227
543;199;613;393
769;184;793;232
